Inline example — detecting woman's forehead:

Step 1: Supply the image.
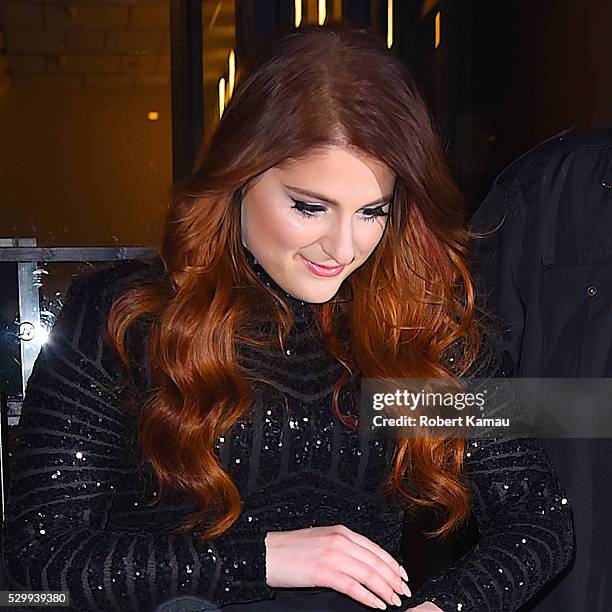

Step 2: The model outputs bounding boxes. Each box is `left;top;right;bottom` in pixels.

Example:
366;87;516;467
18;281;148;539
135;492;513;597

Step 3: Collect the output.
275;148;394;183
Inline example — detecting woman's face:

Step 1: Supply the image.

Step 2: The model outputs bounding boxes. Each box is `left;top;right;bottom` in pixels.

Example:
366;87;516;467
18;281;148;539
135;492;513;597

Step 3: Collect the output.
240;146;396;304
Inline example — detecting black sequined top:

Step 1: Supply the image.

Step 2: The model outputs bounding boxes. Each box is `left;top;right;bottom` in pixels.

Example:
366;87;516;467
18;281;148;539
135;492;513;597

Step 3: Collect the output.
2;247;574;611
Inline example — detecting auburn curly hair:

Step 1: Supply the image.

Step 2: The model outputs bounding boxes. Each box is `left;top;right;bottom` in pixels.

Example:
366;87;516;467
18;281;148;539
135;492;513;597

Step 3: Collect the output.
106;23;484;542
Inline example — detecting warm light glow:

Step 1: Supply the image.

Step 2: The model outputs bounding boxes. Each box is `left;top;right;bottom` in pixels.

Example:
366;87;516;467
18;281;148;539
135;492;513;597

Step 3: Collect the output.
318;0;326;25
421;0;437;18
387;0;393;49
332;0;342;21
147;111;159;121
294;0;302;27
435;11;441;48
218;77;226;118
228;50;235;97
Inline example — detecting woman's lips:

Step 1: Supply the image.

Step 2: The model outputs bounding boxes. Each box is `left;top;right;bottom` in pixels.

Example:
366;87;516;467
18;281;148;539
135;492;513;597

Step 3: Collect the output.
300;255;345;277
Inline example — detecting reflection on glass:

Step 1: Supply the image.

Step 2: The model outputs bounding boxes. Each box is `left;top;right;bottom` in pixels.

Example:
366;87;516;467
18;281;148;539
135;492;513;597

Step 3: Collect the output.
2;259;104;411
0;0;172;247
301;0;342;26
202;1;236;143
0;262;20;400
0;246;155;426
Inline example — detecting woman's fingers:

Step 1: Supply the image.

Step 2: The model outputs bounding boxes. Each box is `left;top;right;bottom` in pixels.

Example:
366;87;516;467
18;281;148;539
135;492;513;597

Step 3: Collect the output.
342;525;409;575
330;552;408;607
314;528;410;607
333;525;411;596
321;568;390;610
265;524;411;608
343;539;411;602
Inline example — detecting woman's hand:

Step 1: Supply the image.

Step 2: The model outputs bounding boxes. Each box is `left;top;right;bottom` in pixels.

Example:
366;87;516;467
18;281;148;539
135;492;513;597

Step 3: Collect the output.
407;603;443;611
265;524;411;609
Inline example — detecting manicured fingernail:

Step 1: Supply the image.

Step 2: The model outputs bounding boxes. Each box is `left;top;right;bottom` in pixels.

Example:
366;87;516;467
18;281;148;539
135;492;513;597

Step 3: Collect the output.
401;581;412;597
375;598;387;609
392;593;402;606
399;565;409;581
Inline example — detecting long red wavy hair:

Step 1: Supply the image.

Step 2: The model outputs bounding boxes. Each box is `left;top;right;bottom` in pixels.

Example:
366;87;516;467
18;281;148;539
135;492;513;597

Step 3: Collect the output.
107;23;483;541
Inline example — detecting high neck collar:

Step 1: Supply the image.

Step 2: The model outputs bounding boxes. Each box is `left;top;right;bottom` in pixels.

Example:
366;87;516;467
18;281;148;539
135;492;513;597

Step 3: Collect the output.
242;244;315;323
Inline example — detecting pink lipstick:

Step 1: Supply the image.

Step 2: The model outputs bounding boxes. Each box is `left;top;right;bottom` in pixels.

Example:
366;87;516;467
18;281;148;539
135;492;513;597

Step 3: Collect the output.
300;255;345;277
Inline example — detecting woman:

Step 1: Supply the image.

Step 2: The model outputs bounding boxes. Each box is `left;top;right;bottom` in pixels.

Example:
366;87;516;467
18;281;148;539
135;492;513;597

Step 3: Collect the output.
2;24;574;612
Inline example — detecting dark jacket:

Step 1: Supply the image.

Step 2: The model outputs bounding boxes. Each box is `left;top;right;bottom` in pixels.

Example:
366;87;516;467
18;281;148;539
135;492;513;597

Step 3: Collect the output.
470;126;612;611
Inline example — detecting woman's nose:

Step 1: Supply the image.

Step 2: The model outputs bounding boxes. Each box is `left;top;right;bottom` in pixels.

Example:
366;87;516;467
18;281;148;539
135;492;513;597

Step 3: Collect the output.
320;220;356;266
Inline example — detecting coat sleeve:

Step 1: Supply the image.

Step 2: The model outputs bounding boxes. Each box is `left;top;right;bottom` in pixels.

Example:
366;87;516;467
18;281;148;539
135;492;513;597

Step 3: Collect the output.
405;351;575;611
469;181;527;370
1;265;276;612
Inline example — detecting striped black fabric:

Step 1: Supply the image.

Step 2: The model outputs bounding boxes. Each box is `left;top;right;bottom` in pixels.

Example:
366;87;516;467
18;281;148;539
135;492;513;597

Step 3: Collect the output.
1;252;574;611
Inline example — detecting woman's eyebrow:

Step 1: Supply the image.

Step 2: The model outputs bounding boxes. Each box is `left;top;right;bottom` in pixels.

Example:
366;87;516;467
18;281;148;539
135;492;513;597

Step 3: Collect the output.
284;184;394;207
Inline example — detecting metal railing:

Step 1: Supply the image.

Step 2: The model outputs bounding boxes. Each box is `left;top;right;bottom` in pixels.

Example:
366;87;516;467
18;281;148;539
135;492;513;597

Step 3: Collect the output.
0;238;158;524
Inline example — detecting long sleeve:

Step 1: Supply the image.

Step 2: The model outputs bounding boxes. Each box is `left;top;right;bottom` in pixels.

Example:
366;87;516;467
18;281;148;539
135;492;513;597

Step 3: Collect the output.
405;350;575;611
469;182;527;370
1;263;276;611
406;436;575;611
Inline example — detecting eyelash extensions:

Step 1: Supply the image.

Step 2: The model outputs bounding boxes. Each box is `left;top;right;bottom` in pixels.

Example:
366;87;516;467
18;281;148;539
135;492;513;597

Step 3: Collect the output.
290;198;390;223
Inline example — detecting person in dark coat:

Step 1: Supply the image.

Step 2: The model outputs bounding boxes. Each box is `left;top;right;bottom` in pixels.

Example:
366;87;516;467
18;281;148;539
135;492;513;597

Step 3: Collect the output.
469;125;612;611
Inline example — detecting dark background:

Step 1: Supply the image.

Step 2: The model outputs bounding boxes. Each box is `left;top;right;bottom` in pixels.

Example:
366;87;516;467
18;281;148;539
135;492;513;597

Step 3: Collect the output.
2;0;610;245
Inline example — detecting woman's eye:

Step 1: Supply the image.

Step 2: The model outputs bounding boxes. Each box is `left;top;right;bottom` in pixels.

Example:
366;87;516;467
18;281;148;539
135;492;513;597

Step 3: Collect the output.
290;199;325;218
290;198;390;223
361;205;390;222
